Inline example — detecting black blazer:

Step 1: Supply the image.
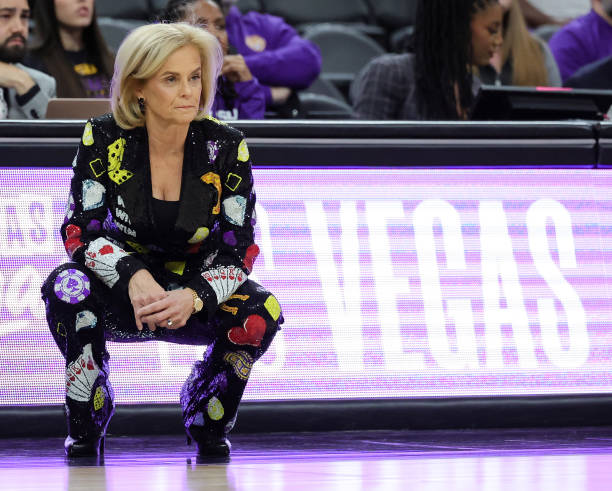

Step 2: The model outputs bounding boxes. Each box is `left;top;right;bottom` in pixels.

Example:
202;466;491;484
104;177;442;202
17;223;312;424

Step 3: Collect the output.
62;113;258;317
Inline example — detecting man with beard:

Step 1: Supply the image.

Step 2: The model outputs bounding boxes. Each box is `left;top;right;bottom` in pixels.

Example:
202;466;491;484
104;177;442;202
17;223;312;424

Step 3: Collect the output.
0;0;55;119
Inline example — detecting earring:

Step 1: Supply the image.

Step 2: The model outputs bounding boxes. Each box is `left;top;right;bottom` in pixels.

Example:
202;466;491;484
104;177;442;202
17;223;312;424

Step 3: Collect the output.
138;97;146;113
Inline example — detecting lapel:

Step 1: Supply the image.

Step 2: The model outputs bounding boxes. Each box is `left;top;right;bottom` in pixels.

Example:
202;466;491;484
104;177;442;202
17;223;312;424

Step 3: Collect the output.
109;125;154;240
175;121;217;235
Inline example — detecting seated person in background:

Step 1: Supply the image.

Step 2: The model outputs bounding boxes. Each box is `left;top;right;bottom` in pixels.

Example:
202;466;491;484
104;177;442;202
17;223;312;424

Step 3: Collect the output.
0;0;55;119
549;0;612;82
170;0;321;111
517;0;589;28
163;0;266;120
25;0;114;98
564;55;612;89
480;0;561;87
351;0;503;120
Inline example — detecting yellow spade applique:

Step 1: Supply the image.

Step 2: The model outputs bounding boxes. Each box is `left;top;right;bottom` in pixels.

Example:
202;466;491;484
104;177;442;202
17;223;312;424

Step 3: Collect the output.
107;138;133;185
82;122;94;146
188;227;210;244
237;139;249;162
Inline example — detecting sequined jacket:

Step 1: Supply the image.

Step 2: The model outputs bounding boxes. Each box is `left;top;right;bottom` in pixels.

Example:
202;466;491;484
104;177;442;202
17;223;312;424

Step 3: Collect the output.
62;113;259;317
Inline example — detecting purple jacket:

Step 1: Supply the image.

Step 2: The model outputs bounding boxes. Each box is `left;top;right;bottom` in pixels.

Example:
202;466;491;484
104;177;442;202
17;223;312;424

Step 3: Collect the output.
225;6;322;105
549;9;612;82
211;77;266;120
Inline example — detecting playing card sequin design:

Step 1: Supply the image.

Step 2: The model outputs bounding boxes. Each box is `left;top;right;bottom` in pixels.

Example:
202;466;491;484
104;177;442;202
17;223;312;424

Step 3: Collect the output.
84;237;130;288
66;344;100;402
201;266;246;303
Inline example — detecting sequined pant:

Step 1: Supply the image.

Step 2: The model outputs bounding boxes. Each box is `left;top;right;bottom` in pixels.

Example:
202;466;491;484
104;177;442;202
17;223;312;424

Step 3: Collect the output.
41;262;282;441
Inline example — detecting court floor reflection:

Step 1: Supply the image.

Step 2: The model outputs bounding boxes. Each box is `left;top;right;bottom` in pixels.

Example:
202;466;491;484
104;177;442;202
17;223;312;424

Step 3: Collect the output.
1;427;612;490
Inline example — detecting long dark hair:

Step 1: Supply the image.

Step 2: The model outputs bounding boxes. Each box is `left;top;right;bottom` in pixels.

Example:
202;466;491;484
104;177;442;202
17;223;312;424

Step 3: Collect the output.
414;0;498;119
30;0;115;98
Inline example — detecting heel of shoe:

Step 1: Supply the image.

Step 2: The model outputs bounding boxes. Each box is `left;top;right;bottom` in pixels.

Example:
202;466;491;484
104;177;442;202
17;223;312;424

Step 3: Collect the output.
64;434;104;458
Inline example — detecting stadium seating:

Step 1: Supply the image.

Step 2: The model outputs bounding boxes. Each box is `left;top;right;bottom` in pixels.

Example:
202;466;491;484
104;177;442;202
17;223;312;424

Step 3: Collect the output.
303;24;385;92
97;18;147;53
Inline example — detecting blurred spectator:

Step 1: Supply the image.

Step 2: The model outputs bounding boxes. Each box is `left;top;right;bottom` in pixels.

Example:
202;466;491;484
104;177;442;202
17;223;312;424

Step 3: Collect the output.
480;0;561;86
351;0;503;120
166;0;320;111
518;0;589;27
564;55;612;89
25;0;114;98
163;0;266;120
0;0;55;118
549;0;612;82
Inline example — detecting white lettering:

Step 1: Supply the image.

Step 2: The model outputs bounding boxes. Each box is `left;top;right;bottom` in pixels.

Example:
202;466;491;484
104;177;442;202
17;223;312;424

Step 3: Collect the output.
366;201;423;370
527;199;588;368
306;201;363;371
414;200;478;369
480;201;536;369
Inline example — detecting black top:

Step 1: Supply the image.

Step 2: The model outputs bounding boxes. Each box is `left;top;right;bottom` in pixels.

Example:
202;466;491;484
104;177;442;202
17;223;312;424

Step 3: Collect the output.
63;50;110;98
152;197;180;236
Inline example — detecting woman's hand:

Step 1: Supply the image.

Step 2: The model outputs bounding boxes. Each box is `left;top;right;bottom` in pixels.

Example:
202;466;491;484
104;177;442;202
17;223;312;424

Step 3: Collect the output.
128;269;168;331
222;54;253;83
135;288;194;332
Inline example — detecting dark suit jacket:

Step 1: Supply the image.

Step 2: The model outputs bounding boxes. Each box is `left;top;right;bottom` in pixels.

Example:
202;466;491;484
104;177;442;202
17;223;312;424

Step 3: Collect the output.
63;113;258;317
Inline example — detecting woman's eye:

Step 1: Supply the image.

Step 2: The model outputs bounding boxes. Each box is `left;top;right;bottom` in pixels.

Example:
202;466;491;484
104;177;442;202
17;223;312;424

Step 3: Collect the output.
166;76;176;83
191;74;201;81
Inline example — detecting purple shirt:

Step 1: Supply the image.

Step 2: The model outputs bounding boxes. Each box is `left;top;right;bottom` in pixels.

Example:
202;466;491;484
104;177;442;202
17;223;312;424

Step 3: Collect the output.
211;77;266;120
225;6;322;105
549;9;612;82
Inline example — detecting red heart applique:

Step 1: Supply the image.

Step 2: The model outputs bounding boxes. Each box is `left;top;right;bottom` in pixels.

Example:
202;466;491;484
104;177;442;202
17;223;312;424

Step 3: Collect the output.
99;245;114;255
242;244;260;273
227;315;266;347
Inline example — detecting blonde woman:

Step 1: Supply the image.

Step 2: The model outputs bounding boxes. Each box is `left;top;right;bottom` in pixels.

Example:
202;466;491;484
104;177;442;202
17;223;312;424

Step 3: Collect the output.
480;0;561;86
41;22;282;458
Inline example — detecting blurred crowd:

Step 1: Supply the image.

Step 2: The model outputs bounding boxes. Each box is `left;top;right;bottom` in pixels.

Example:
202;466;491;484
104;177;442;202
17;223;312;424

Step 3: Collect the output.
0;0;611;121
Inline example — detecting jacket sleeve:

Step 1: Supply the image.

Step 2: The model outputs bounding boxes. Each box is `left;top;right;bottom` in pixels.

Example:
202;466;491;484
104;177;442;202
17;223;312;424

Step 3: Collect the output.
351;57;404;120
186;133;259;317
549;29;590;82
242;14;322;90
61;119;148;299
234;78;266;119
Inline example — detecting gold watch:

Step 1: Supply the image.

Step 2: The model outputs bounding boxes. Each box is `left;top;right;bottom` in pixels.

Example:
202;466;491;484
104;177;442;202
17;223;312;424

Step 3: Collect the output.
187;288;204;314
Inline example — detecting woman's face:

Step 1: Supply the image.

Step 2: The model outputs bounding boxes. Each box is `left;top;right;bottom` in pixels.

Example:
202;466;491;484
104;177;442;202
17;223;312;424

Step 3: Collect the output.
190;0;228;55
54;0;94;30
470;2;503;66
136;44;203;127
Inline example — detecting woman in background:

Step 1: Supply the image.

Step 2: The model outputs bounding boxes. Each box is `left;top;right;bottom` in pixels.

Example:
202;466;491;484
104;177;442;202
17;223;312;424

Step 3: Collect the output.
480;0;561;86
351;0;503;120
163;0;266;120
27;0;114;98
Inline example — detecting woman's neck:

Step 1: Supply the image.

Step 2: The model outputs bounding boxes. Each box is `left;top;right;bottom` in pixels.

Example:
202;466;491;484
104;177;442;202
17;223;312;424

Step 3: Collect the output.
59;26;85;51
146;119;190;160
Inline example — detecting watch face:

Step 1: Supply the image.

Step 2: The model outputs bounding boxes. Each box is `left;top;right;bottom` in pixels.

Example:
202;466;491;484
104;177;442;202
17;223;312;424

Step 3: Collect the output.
194;297;204;312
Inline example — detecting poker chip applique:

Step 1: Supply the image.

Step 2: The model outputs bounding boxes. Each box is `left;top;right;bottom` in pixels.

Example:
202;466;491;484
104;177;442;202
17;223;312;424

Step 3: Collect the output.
54;268;91;304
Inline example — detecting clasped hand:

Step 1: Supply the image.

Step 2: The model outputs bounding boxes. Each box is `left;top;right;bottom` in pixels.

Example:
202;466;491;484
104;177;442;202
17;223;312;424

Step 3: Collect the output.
128;269;193;331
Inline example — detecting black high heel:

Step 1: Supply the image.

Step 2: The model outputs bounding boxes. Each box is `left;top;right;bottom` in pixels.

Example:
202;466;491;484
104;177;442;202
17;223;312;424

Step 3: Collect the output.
64;435;105;457
186;428;231;457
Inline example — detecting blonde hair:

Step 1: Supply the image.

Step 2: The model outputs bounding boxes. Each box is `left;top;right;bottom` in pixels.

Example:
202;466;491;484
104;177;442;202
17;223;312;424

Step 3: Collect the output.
502;0;549;86
111;22;222;129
